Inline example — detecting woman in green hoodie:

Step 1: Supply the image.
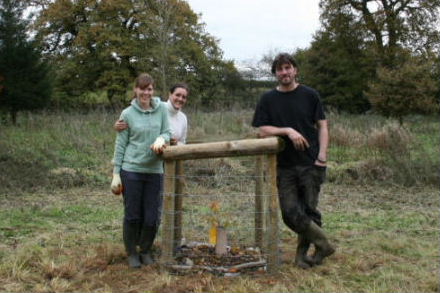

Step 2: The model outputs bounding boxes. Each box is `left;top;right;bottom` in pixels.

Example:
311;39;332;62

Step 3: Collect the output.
111;73;171;268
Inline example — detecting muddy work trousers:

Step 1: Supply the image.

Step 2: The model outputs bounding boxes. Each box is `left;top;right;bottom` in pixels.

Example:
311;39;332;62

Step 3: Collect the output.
277;165;326;234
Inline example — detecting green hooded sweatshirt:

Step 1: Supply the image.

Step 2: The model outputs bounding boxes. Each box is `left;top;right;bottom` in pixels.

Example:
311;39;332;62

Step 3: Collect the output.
112;97;171;174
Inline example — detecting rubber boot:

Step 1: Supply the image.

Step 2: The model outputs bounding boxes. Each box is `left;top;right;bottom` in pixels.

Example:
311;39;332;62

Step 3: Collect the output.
139;226;157;265
294;235;315;269
303;221;335;265
123;221;141;268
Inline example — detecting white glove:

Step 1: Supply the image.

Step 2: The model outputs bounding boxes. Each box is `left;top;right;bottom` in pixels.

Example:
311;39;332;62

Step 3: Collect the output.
151;136;166;154
111;173;123;195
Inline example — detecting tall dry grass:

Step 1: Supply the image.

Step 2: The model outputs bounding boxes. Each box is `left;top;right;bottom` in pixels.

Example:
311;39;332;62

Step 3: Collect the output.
0;109;438;192
328;113;438;186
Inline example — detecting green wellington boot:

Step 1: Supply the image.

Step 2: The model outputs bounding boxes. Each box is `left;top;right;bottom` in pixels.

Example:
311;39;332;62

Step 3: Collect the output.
303;221;335;265
123;221;141;268
139;226;157;265
294;235;315;269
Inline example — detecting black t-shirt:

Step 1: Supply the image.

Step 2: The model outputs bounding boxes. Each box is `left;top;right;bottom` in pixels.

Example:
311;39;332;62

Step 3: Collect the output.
252;85;326;167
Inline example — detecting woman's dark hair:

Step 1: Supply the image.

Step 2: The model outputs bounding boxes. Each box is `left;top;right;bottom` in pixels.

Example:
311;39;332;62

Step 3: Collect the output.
271;53;298;74
169;83;190;95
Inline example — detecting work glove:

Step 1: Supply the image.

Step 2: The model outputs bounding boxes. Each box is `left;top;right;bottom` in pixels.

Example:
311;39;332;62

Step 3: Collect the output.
111;173;123;195
151;136;166;154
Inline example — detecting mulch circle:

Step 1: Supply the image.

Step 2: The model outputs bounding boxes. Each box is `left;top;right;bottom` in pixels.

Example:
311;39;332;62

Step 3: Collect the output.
167;242;267;276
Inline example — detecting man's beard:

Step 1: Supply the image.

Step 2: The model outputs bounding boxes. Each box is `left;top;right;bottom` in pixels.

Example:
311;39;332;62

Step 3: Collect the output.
278;76;294;86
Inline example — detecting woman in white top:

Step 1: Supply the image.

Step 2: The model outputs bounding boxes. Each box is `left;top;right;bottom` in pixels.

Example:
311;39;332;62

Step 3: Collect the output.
166;83;188;145
114;83;189;145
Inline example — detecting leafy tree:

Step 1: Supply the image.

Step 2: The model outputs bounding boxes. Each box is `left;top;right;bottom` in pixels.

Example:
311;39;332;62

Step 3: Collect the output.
366;54;439;123
33;0;240;109
292;11;374;113
0;0;52;124
319;0;440;68
299;0;440;114
434;53;440;103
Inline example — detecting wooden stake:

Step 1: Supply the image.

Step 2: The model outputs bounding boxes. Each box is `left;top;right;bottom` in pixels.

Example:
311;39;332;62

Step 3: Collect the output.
266;154;279;273
162;160;176;264
255;155;264;249
174;160;184;250
215;226;228;256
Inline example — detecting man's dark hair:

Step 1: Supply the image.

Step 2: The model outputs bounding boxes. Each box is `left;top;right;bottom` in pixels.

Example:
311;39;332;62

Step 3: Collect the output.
271;53;298;74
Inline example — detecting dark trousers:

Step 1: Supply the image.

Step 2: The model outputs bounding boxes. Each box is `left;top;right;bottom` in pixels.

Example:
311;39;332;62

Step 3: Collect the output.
120;169;163;228
277;165;326;234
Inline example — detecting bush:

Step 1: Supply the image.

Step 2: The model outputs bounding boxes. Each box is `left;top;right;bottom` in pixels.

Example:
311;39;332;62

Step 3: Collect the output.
366;57;439;123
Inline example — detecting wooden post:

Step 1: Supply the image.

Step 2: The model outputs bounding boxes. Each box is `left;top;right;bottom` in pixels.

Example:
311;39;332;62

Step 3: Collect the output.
162;160;176;264
255;155;264;249
162;137;284;160
266;154;279;273
173;160;184;250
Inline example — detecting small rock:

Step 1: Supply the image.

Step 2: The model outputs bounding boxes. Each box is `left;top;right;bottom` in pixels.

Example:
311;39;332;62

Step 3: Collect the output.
224;272;241;277
184;258;194;266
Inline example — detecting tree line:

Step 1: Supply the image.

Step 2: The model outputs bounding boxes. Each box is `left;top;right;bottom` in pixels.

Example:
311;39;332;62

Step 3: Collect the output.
294;0;440;121
1;0;439;124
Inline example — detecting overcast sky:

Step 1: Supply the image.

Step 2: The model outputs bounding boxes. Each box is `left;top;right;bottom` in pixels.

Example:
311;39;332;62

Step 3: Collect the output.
185;0;322;64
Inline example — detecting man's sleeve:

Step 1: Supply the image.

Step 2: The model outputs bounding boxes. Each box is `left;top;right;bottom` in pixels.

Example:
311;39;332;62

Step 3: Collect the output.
313;91;326;121
252;98;270;127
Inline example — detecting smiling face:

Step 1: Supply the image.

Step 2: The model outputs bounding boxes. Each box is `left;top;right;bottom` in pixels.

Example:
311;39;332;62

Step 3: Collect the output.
135;84;154;109
169;87;188;110
275;62;297;87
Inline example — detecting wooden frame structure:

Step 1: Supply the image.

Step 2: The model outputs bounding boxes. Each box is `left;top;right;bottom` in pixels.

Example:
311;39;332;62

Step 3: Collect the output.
160;137;284;272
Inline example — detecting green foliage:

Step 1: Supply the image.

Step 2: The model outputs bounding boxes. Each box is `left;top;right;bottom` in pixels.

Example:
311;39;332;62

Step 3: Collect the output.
294;16;373;113
319;0;440;68
34;0;245;109
0;0;52;124
366;55;439;122
296;0;440;114
435;56;440;102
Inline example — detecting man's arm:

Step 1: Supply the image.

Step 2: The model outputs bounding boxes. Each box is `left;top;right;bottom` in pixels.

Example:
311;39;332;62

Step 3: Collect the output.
315;119;328;166
259;125;309;151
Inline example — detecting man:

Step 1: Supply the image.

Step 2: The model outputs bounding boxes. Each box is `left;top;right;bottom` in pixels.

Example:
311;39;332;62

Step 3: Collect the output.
252;53;335;269
115;83;189;145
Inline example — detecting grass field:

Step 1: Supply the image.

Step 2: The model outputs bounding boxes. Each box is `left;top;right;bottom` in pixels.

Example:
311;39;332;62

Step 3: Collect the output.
0;110;439;292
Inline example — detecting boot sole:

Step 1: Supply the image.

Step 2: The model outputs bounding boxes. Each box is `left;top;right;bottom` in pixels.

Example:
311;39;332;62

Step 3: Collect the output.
295;260;312;269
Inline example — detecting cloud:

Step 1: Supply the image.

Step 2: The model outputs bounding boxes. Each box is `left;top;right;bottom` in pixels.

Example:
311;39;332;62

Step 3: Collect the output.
186;0;321;61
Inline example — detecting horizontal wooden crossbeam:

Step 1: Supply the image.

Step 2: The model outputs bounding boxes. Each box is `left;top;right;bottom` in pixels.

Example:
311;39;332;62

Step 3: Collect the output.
161;137;284;160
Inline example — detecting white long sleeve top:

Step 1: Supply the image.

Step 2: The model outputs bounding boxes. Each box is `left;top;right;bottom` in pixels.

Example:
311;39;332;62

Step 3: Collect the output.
166;100;188;145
